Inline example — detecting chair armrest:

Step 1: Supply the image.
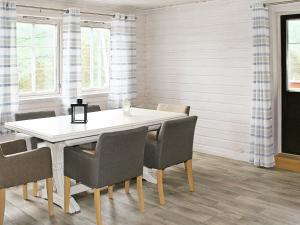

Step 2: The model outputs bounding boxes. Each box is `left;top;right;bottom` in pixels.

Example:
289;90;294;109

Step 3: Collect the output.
64;146;98;188
0;147;52;188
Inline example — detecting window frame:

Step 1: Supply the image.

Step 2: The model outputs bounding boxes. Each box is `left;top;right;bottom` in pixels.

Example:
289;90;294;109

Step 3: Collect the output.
80;21;111;94
17;16;61;99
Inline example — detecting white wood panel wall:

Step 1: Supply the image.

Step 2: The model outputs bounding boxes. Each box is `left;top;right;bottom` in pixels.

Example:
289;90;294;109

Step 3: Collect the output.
137;0;253;161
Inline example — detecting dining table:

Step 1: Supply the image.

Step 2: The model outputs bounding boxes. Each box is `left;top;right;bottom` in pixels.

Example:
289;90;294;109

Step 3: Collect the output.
5;107;186;213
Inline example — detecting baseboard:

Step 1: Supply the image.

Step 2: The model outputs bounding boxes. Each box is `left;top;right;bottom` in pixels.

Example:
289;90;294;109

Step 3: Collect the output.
275;153;300;172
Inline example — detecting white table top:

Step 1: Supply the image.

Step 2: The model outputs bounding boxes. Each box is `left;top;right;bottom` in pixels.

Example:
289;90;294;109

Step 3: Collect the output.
5;108;186;143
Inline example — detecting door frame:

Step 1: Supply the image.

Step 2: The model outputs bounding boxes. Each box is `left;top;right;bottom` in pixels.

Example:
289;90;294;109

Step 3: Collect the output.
270;3;300;154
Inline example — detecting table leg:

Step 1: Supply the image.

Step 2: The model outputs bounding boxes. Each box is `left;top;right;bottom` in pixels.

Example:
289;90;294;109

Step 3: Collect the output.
39;142;80;214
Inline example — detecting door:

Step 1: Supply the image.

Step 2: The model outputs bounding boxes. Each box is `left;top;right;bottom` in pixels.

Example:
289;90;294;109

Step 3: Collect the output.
281;14;300;155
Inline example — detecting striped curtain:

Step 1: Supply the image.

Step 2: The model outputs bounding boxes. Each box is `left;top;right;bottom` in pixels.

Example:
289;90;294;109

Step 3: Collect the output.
61;8;81;114
250;2;274;168
109;13;136;109
0;1;18;134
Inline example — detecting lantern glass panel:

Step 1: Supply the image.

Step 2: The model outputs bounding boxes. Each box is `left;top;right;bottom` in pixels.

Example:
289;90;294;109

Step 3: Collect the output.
74;105;85;121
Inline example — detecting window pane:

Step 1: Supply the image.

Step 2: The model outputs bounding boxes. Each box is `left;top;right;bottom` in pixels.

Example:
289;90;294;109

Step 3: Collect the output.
81;27;91;89
17;47;32;93
92;28;101;88
81;26;110;91
35;47;55;92
17;22;57;94
100;29;110;87
17;23;32;46
34;24;56;47
287;20;300;91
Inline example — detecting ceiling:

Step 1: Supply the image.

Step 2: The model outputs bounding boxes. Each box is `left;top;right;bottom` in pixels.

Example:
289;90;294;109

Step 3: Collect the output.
16;0;210;13
75;0;206;10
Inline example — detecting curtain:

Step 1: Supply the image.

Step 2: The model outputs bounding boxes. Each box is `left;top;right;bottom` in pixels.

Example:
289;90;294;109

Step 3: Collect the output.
0;1;18;134
250;2;274;168
109;13;136;109
61;8;81;114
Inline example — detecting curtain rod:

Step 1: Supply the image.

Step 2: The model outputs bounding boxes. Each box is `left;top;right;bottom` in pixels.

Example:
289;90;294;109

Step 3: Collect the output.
16;5;114;17
265;0;300;6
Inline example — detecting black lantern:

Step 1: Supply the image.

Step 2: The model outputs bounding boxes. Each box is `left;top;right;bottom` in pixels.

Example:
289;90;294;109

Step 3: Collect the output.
71;99;88;123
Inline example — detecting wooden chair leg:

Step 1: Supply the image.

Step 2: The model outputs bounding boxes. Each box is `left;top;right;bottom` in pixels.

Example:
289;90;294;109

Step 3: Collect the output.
157;170;165;205
64;176;71;214
32;182;38;197
22;184;28;200
0;189;5;225
94;189;102;225
185;160;195;192
108;185;113;200
46;178;54;216
125;180;130;194
136;176;144;212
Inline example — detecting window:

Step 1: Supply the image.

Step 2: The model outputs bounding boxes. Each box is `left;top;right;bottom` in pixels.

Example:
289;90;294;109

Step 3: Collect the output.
81;26;110;91
17;21;58;95
284;17;300;92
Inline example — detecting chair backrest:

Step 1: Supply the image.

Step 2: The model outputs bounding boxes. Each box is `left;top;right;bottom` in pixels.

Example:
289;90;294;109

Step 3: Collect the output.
157;103;190;116
0;139;27;157
67;105;101;115
95;126;147;187
15;110;56;121
157;116;197;169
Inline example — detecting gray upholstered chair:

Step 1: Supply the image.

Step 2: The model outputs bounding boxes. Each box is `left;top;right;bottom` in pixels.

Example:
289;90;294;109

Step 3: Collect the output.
148;103;190;140
68;105;101;151
157;103;190;115
64;127;147;225
0;140;54;224
144;116;197;205
15;110;56;149
14;110;56;197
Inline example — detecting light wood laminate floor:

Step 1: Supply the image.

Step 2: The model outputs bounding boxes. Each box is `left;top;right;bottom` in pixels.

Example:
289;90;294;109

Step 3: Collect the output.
3;153;300;225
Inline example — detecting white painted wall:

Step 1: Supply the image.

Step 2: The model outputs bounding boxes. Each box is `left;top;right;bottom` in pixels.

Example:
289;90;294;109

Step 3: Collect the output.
137;0;253;161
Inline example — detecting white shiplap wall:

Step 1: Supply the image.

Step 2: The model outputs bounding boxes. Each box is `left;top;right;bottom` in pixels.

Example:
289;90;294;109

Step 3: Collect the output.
138;0;253;161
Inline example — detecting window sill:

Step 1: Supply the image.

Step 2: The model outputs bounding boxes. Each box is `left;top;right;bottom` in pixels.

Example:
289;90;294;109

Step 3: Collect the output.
81;89;109;97
20;94;61;102
19;91;109;102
